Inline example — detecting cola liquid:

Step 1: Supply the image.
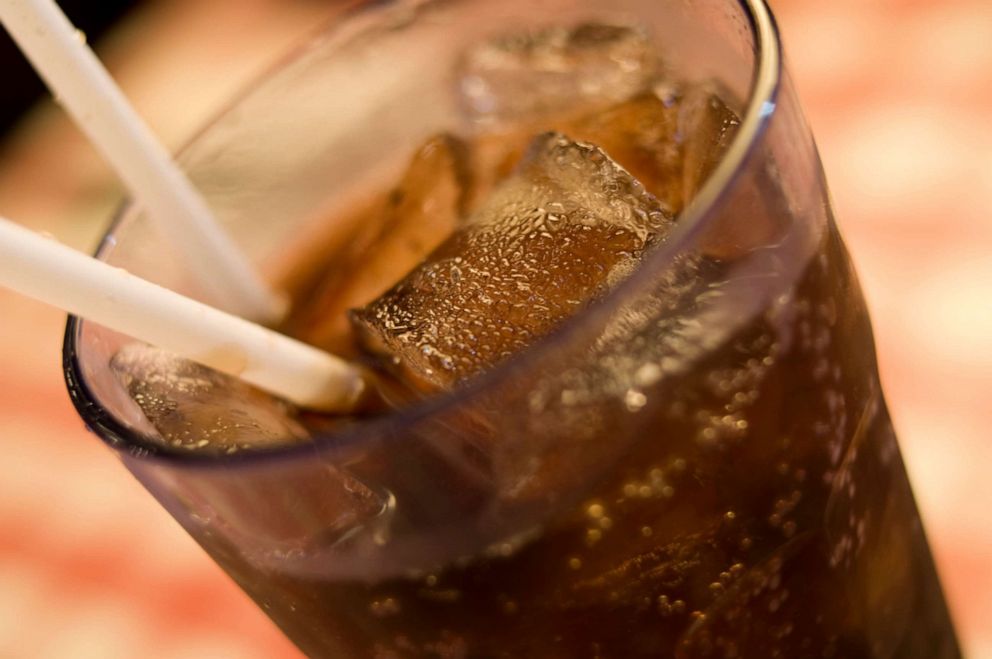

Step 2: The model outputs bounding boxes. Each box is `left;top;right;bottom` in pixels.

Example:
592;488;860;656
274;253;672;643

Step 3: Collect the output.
158;133;954;659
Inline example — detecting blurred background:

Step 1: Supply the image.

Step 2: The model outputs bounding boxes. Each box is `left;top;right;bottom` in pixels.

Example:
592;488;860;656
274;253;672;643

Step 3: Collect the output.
0;0;989;656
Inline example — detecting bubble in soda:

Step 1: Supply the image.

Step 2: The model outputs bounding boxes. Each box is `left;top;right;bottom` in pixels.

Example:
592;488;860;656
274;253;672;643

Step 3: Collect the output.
351;132;675;391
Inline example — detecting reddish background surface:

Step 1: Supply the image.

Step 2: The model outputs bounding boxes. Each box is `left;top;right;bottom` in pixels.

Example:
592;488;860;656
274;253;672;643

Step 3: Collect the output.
0;0;989;656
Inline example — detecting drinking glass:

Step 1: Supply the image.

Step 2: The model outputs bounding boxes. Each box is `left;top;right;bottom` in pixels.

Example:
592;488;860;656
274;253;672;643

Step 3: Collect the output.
64;0;961;656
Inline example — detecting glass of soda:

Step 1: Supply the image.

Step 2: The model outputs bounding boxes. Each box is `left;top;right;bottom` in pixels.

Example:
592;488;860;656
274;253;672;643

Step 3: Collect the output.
63;0;962;656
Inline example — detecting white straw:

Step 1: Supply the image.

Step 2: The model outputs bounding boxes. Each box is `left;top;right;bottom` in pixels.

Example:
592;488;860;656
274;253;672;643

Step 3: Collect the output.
0;0;282;322
0;216;364;413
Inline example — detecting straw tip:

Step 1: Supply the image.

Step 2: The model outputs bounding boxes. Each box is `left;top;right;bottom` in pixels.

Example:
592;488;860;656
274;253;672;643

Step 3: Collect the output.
305;365;369;414
264;290;292;326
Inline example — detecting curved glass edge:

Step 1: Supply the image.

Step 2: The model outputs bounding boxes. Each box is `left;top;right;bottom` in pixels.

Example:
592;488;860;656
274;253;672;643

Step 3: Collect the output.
63;0;785;469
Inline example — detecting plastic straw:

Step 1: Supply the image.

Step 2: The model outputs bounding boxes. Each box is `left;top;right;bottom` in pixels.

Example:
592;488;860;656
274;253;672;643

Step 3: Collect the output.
0;0;283;322
0;216;364;412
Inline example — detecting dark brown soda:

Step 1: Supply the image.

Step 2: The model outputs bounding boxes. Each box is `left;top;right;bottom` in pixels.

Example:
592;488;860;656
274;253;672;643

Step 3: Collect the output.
187;209;959;658
169;94;961;656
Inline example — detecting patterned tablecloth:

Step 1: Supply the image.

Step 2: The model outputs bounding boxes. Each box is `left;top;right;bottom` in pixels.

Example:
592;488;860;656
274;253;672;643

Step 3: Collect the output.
0;0;989;656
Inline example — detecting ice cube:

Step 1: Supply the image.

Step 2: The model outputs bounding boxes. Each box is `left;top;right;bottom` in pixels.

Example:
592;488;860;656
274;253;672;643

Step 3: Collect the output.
460;128;533;213
288;134;469;354
110;344;310;453
113;345;397;557
674;88;789;262
679;87;740;202
351;132;674;392
457;23;660;126
461;89;717;215
566;90;685;209
484;250;723;507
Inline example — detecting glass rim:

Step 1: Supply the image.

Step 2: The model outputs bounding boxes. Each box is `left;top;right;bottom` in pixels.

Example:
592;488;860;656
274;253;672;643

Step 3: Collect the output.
63;0;784;469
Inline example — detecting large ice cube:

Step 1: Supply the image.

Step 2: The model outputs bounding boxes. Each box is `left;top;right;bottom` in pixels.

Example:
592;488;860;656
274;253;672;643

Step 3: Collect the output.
110;344;310;453
351;132;674;392
457;23;660;126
